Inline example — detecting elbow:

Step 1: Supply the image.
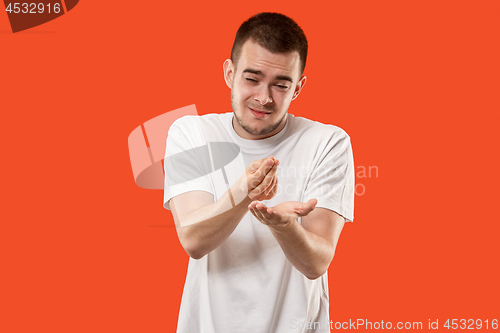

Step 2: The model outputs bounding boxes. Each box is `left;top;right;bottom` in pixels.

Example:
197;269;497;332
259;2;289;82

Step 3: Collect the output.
305;252;335;280
178;234;207;260
181;241;207;260
305;274;320;280
185;247;206;260
177;228;207;260
304;263;329;280
305;269;327;280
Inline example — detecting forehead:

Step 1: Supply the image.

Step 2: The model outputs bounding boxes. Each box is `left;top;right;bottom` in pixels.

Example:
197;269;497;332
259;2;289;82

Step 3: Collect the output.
237;40;301;80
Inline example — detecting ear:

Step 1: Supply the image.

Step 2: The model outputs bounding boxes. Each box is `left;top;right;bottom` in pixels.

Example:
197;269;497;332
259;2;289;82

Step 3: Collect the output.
291;75;307;101
223;59;234;89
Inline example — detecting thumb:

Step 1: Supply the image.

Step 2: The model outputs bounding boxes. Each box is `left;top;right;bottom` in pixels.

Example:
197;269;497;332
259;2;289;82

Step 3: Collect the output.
297;199;317;216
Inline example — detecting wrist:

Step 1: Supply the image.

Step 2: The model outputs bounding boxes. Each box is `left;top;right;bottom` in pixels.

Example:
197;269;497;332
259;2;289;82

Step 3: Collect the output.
230;179;252;207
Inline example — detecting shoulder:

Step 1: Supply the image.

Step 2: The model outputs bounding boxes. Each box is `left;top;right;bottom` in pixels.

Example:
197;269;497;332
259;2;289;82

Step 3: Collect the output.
170;112;231;131
288;114;351;145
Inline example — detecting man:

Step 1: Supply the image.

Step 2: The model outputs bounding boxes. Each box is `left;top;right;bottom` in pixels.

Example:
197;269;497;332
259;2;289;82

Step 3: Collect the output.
163;12;354;333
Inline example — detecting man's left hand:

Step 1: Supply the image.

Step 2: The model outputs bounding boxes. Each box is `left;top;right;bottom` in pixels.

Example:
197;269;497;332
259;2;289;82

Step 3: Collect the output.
248;199;318;228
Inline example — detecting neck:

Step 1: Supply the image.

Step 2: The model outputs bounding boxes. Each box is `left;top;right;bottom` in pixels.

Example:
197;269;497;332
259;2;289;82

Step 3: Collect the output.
232;113;288;140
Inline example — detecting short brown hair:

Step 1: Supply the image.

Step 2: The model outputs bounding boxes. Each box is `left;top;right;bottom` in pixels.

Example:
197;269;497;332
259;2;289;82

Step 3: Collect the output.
230;12;308;75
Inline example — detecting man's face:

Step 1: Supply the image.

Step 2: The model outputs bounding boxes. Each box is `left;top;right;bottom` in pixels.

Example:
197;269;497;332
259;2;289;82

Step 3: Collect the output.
223;39;306;140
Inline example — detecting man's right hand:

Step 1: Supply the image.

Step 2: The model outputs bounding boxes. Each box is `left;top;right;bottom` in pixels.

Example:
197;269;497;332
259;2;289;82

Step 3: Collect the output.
235;156;279;202
169;156;279;259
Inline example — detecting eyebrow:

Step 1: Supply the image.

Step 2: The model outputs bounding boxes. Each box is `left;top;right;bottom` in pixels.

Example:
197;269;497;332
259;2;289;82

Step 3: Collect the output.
242;69;294;83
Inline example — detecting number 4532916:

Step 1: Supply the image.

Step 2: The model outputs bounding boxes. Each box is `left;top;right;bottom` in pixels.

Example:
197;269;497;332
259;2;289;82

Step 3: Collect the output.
444;319;498;329
5;3;61;14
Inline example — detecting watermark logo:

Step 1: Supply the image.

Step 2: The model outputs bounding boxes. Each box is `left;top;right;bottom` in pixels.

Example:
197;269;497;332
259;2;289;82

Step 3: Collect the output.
3;0;79;33
355;165;378;196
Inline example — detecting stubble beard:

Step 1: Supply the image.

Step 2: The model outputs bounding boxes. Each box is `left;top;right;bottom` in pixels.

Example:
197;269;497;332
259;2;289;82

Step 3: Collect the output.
231;90;287;136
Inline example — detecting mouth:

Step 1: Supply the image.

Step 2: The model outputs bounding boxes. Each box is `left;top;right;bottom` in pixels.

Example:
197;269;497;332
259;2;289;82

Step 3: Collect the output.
249;107;271;119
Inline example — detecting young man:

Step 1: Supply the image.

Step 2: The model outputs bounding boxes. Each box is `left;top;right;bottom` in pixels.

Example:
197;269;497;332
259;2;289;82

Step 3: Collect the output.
164;12;354;333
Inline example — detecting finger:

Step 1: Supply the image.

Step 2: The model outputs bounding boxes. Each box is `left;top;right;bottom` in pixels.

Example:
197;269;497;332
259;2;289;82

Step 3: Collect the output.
298;199;318;216
263;171;279;200
253;163;278;198
265;173;278;196
254;202;268;210
249;204;260;216
252;206;267;223
250;157;267;172
247;159;273;191
261;162;278;188
249;201;265;213
256;204;276;221
255;202;273;216
249;207;258;218
249;208;262;223
305;198;318;210
254;156;275;179
269;176;278;197
263;157;275;176
260;174;279;201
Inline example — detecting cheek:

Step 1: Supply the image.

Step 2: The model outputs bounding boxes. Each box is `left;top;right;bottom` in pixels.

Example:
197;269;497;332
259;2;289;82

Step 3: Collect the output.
234;79;254;95
237;85;253;101
275;92;292;108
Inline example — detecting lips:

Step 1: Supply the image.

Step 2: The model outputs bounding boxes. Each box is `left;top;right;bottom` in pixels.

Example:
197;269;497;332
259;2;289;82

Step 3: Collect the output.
249;107;271;119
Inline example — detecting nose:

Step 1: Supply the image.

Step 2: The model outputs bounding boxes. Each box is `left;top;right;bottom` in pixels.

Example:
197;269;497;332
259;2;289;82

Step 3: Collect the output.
254;85;273;105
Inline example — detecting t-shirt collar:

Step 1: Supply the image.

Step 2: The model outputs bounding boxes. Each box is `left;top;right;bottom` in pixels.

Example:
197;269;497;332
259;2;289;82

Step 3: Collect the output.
228;112;291;150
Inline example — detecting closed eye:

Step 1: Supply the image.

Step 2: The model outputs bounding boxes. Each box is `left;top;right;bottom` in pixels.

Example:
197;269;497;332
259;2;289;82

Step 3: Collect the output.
246;78;258;83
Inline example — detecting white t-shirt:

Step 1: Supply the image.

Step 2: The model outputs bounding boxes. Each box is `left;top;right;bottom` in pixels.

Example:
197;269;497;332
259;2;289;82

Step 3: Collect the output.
163;112;354;333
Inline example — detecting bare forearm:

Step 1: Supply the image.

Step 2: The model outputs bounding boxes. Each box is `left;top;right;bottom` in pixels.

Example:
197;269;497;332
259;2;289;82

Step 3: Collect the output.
174;188;251;259
172;157;278;259
269;221;334;280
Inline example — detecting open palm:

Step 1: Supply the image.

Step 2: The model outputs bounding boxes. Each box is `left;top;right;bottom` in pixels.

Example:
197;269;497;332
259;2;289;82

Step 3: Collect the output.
248;199;318;227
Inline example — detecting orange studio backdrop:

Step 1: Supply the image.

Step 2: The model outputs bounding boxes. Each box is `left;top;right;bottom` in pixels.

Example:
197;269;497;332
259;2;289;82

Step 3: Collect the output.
1;1;499;332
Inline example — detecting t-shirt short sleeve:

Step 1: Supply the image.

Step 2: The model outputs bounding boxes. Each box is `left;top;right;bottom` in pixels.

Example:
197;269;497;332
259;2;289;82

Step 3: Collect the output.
163;117;215;210
303;129;355;222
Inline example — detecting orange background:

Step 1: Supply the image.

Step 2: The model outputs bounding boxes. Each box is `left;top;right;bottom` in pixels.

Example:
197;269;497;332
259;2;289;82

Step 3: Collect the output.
1;1;499;332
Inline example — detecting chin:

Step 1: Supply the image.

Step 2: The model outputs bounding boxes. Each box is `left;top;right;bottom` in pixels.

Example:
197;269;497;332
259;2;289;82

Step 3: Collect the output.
248;121;280;136
233;104;283;137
